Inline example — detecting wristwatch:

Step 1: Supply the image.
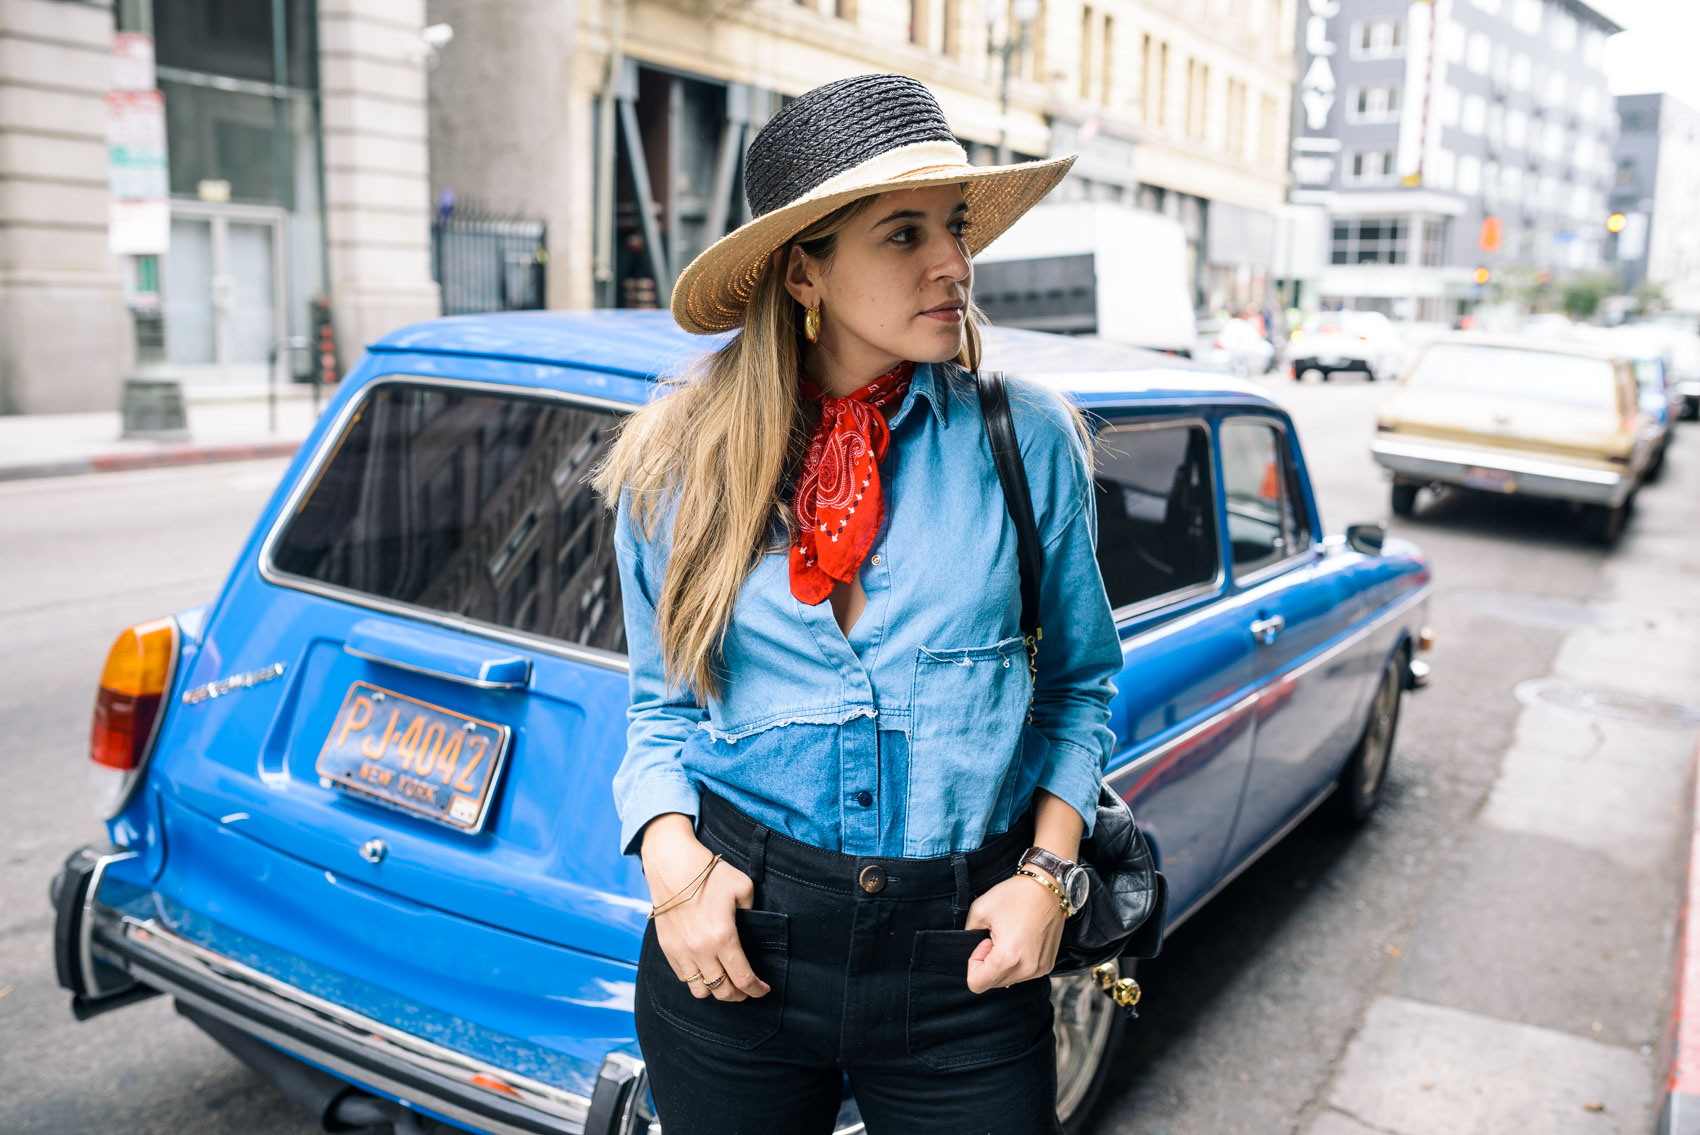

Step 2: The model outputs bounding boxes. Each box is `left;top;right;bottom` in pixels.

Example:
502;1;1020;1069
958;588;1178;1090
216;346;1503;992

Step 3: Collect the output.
1017;846;1089;917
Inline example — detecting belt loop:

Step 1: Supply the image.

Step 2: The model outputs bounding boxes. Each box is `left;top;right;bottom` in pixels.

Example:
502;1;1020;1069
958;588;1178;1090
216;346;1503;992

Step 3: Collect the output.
747;825;769;885
950;852;973;916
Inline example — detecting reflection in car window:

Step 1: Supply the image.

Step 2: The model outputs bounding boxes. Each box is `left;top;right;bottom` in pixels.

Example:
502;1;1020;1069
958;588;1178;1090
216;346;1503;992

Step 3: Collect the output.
271;383;628;654
1404;344;1620;411
1092;423;1219;611
1219;418;1309;576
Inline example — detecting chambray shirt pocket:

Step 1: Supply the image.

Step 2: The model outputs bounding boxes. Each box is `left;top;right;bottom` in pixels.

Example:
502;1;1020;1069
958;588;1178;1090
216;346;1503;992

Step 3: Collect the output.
904;634;1031;856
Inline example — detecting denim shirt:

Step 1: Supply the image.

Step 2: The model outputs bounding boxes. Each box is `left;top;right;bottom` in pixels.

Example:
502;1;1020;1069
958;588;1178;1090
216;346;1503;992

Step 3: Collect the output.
612;360;1122;860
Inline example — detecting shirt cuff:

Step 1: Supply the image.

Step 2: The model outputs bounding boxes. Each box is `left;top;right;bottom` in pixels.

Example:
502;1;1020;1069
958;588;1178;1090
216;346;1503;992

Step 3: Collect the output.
618;773;702;858
1034;737;1104;840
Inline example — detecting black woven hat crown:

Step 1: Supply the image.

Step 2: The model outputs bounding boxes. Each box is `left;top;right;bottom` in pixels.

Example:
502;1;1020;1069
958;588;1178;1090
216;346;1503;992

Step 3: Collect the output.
743;74;958;219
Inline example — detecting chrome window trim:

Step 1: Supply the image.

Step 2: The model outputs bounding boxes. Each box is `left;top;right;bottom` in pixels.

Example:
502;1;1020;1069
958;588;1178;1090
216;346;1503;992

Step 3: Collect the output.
1218;413;1317;586
1108;582;1431;795
1093;416;1229;624
102;911;592;1135
256;374;637;675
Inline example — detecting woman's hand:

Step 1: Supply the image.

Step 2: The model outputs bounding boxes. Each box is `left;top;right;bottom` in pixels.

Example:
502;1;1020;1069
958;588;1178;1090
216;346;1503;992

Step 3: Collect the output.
961;868;1069;994
639;814;772;1003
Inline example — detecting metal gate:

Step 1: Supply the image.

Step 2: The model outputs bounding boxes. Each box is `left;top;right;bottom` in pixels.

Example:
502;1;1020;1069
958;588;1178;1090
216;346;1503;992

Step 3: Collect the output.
431;209;547;316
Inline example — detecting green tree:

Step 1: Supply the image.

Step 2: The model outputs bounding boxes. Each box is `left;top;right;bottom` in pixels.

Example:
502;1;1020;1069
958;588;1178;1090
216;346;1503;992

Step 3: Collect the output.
1560;273;1616;320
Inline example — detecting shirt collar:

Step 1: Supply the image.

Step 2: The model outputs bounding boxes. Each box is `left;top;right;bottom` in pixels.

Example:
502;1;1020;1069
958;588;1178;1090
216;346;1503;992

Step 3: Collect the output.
889;360;950;431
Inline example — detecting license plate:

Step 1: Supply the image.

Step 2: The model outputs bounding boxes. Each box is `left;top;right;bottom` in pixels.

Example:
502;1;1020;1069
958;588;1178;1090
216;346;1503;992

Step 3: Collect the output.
1464;466;1516;493
315;682;510;833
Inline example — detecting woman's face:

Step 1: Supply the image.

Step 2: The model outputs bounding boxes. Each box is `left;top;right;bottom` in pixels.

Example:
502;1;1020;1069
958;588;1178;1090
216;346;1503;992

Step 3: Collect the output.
783;184;972;390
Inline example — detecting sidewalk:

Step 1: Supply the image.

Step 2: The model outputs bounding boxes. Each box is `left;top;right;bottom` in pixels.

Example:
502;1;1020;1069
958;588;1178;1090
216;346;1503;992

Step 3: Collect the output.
0;385;328;482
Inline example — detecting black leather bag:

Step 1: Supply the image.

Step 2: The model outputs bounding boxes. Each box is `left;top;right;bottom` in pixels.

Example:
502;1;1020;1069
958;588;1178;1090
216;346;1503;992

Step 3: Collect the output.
976;368;1168;975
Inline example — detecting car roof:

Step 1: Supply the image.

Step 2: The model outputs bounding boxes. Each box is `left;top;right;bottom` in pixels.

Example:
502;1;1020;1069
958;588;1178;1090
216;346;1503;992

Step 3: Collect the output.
368;309;1277;411
1421;331;1625;361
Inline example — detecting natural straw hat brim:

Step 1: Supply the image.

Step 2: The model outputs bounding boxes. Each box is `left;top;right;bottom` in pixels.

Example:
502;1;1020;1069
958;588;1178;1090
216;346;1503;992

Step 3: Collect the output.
671;145;1079;335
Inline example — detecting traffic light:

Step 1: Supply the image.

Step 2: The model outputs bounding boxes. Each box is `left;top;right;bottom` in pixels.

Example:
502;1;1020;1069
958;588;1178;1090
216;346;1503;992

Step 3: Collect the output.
1473;266;1491;285
1479;216;1502;252
1606;212;1628;233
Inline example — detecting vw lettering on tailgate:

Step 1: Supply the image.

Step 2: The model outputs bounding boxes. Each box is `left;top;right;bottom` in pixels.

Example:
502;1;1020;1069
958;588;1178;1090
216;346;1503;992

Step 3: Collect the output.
315;681;510;833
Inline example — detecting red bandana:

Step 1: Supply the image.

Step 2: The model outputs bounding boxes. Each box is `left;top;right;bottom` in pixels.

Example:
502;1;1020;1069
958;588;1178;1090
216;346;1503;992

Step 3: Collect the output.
789;360;915;604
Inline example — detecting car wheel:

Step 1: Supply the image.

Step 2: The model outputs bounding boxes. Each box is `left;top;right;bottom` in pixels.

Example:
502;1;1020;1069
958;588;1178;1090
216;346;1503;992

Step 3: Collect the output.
1330;649;1405;827
1584;497;1631;546
1390;483;1418;517
1647;443;1667;483
1054;961;1129;1135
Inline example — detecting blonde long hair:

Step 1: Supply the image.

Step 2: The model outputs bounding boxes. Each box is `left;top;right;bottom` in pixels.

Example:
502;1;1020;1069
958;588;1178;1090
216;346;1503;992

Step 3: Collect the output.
591;195;1084;703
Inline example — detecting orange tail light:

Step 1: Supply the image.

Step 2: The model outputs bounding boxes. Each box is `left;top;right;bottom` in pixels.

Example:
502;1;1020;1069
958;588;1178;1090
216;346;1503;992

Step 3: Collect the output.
91;618;178;773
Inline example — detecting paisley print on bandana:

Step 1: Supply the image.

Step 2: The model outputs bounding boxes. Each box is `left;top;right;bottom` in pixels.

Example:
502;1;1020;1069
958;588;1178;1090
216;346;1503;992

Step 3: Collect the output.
789;360;915;604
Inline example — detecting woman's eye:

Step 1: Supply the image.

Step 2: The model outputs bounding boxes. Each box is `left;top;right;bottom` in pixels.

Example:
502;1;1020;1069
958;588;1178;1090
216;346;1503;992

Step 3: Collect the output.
950;218;974;237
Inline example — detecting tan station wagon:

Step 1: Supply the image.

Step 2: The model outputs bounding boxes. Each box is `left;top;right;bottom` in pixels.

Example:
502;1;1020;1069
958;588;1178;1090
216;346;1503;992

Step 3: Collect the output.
1370;333;1657;545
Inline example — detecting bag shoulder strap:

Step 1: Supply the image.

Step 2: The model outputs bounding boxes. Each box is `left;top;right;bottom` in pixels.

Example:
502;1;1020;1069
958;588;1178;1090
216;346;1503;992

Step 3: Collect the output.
975;369;1042;644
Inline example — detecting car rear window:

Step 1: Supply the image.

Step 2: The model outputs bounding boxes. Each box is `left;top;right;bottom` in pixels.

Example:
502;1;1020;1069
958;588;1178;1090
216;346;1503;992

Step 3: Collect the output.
1405;344;1620;412
270;381;628;656
1093;422;1220;612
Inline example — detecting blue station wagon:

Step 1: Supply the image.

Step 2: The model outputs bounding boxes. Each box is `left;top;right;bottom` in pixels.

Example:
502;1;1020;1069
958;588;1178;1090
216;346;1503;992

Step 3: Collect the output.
52;310;1432;1135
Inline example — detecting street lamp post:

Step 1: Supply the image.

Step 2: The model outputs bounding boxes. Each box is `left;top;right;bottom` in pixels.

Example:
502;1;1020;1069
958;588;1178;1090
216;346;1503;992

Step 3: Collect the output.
985;0;1039;166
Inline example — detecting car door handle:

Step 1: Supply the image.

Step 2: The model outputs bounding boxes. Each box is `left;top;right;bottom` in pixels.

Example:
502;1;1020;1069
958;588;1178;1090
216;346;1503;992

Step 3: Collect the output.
1250;615;1285;645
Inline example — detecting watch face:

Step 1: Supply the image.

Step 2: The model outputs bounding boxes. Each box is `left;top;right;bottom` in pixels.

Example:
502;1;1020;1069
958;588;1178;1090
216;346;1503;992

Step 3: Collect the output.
1064;867;1089;911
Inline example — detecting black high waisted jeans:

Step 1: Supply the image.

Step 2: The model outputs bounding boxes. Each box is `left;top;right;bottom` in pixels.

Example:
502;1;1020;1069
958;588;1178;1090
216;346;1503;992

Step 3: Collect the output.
634;789;1062;1135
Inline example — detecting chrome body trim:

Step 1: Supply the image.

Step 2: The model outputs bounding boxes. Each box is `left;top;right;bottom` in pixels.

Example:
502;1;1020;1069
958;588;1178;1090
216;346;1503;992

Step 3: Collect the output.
99;911;593;1135
80;850;139;999
255;375;635;675
1167;779;1339;933
1370;436;1630;506
1108;582;1430;797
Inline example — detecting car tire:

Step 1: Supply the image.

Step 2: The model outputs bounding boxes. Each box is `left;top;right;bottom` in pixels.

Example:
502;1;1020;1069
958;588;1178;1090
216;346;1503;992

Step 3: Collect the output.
1054;961;1131;1135
1330;648;1406;828
1390;483;1419;517
1647;443;1667;483
1583;496;1631;546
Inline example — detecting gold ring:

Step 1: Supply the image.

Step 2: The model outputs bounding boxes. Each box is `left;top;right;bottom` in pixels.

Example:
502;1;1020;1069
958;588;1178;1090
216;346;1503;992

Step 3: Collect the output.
683;971;705;983
703;973;728;990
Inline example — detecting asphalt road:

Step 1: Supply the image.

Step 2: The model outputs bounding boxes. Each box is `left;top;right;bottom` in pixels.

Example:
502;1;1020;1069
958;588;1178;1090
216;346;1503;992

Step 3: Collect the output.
1;377;1697;1134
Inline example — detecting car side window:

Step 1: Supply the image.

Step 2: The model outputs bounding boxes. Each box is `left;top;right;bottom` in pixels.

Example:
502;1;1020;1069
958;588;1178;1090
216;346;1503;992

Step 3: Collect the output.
1219;417;1310;577
1092;421;1220;613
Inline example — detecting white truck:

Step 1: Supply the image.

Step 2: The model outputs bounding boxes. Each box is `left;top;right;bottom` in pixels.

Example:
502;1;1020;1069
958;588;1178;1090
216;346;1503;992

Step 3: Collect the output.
970;200;1197;355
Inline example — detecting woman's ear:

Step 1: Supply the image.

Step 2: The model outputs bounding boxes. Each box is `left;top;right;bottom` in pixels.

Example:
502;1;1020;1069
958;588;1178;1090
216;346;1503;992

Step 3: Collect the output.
781;244;819;308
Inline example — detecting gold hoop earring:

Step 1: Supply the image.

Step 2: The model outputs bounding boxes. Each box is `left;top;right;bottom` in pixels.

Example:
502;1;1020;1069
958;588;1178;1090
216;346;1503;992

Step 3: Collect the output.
804;305;821;343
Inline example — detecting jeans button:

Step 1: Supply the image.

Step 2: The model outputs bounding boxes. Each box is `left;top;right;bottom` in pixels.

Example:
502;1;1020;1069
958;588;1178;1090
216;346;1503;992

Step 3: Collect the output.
855;790;873;807
858;864;886;893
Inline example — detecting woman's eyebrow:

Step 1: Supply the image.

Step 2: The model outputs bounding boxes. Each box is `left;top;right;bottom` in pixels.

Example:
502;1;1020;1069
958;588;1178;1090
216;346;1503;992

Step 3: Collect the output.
871;201;970;228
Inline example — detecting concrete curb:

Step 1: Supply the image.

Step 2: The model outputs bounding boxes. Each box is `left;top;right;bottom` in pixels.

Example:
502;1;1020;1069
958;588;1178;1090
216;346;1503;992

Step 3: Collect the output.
1656;736;1700;1135
0;441;302;483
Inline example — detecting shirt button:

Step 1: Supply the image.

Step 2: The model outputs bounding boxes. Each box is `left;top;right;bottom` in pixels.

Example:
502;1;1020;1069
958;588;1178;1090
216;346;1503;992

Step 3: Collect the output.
858;864;887;893
855;790;873;806
870;553;883;565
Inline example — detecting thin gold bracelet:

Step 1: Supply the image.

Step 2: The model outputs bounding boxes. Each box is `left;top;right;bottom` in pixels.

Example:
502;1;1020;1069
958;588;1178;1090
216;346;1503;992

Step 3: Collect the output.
1015;868;1072;917
648;854;723;921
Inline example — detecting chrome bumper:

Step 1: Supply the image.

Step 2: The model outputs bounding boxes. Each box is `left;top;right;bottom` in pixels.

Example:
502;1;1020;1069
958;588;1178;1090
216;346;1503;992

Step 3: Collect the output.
1371;437;1631;508
51;845;632;1135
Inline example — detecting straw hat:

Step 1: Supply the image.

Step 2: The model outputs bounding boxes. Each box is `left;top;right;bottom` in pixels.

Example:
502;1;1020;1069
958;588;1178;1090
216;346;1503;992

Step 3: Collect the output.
670;72;1077;335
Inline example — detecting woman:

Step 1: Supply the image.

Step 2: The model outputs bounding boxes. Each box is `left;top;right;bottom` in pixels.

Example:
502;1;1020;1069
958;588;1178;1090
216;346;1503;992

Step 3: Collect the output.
591;73;1123;1134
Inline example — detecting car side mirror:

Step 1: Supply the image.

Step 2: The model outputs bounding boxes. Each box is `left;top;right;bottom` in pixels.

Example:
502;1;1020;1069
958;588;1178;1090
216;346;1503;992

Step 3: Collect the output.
1346;522;1387;555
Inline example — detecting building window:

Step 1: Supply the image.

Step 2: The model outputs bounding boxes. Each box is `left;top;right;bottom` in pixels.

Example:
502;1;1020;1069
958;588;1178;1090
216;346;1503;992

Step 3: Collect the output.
1185;58;1209;141
1461;94;1486;135
1552;9;1577;51
1227;78;1247;155
1258;92;1278;166
1079;6;1094;100
1331;218;1410;265
1345;150;1397;187
1467;32;1491;74
1157;41;1170;126
1100;13;1113;105
1355;19;1405;59
1420;218;1447;266
1349;84;1403;123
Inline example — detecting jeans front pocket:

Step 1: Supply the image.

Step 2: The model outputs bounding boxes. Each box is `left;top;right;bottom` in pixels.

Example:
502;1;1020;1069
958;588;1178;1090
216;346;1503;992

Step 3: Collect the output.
905;929;1053;1072
906;635;1032;856
641;907;790;1050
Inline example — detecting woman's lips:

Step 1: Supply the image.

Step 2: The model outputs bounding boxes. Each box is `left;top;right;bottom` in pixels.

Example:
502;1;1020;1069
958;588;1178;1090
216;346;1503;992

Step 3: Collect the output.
921;306;962;323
